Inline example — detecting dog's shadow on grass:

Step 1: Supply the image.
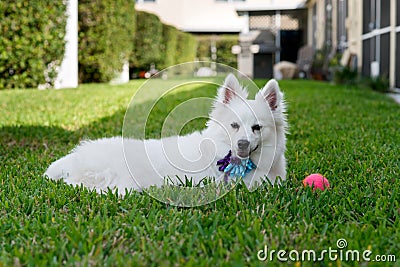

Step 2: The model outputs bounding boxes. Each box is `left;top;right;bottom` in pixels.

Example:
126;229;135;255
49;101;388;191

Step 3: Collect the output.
1;125;77;153
0;109;127;164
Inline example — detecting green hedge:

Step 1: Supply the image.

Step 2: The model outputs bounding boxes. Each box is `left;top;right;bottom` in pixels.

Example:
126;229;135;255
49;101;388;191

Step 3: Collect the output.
131;11;162;70
159;24;179;70
216;36;238;68
131;12;198;71
196;35;238;68
78;0;135;83
175;32;198;64
0;1;67;89
197;37;211;61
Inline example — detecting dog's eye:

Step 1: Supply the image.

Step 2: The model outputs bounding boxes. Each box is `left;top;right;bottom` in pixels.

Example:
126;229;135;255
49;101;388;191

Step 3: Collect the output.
252;124;262;132
231;122;240;129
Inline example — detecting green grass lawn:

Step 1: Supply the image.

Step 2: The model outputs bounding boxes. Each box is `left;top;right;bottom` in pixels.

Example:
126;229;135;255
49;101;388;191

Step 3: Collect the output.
0;80;399;266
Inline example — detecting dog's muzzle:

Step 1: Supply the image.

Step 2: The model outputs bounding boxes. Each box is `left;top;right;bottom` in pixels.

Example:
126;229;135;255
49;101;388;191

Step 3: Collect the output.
236;139;259;158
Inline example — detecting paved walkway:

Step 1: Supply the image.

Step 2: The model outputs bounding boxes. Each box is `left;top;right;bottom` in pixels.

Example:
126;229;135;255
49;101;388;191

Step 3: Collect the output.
388;93;400;104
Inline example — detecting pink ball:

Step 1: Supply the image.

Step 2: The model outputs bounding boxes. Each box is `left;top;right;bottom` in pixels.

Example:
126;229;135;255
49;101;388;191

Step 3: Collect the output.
303;174;330;191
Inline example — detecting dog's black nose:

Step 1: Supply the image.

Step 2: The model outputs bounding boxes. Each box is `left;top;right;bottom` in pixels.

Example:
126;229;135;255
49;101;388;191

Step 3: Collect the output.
237;139;250;150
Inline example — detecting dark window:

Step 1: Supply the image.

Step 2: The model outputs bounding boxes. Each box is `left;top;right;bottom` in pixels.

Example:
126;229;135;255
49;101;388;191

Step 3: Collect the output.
362;38;374;76
380;0;390;28
396;33;400;87
280;30;303;62
380;33;390;77
312;4;317;50
337;0;348;51
325;0;333;49
363;0;390;30
363;0;374;33
397;0;400;26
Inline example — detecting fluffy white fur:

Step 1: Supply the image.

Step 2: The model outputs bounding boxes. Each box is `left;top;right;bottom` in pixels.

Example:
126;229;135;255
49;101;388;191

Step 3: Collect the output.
45;74;287;194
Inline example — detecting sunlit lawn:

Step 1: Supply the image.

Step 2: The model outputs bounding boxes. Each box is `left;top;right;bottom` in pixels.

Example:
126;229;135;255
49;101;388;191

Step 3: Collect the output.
0;79;399;266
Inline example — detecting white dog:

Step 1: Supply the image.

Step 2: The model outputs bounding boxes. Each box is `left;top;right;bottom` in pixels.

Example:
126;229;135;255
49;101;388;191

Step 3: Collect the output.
45;74;287;194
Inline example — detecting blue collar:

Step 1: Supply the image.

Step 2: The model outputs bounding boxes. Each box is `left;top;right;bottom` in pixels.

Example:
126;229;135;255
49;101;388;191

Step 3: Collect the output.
217;150;256;179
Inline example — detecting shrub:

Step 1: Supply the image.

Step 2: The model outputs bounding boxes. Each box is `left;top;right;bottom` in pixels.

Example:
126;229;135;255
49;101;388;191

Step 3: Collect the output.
311;49;328;80
216;35;238;68
197;37;211;61
78;0;135;83
333;67;358;85
159;24;179;70
131;11;163;71
131;11;197;73
175;32;198;64
196;35;238;68
364;75;390;93
0;1;67;89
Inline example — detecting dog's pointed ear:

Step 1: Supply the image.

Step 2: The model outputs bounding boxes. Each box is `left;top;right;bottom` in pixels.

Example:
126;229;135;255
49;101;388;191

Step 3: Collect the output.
256;79;283;111
218;74;248;104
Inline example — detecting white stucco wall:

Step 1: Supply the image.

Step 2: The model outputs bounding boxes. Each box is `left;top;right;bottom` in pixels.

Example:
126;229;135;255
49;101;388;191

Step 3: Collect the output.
136;0;306;32
136;0;243;32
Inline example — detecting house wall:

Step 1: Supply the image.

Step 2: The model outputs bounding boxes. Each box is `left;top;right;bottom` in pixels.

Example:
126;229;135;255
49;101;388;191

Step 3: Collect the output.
306;0;400;89
135;0;245;32
135;0;306;32
347;0;363;71
136;0;186;29
307;0;329;50
361;0;399;89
